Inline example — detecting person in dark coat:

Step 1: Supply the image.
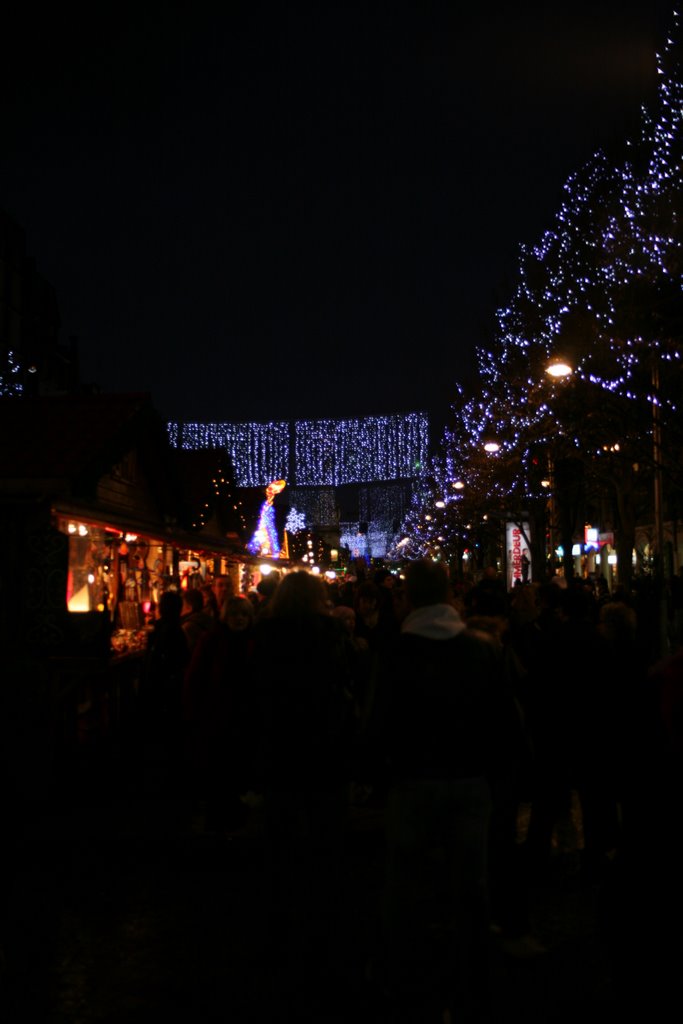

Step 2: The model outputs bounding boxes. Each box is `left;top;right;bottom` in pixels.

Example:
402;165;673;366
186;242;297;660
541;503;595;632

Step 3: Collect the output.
252;570;359;1011
183;593;257;832
180;587;213;654
371;558;521;1022
598;622;683;1015
138;589;189;798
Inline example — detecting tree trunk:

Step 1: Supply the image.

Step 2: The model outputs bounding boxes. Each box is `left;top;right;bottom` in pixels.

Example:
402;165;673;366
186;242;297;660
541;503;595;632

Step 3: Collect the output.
612;467;638;595
554;457;585;582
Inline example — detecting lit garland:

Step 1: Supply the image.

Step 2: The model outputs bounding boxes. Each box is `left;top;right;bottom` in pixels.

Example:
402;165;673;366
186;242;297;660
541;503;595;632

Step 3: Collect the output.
339;525;369;562
247;503;280;557
0;350;23;397
169;421;290;487
189;455;247;534
285;507;307;534
356;483;410;527
168;412;429;488
247;479;286;557
288;487;338;525
294;413;429;486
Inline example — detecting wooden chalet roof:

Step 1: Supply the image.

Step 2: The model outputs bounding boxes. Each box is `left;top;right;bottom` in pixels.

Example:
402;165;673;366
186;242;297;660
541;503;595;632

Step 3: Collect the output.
0;394;257;557
0;393;158;479
0;392;184;514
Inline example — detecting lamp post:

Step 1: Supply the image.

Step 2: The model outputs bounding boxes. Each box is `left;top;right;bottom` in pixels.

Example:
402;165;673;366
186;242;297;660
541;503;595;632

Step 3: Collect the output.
650;347;669;659
540;453;556;576
545;353;669;658
543;360;575;581
481;437;536;585
651;349;666;581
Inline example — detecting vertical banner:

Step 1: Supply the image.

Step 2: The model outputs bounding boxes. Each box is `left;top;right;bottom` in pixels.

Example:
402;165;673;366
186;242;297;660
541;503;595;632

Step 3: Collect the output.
506;521;532;590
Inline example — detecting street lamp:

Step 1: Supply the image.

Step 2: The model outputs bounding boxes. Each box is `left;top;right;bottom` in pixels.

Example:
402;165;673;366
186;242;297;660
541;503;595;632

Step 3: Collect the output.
546;359;573;379
542;360;575;577
650;349;666;585
546;353;669;656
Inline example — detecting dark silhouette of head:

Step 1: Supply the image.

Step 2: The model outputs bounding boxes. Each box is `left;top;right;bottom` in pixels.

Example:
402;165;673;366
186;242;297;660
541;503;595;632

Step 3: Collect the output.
404;559;450;609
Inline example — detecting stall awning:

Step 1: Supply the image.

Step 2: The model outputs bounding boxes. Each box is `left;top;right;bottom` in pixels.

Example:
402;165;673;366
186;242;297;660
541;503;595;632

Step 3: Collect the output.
52;501;246;558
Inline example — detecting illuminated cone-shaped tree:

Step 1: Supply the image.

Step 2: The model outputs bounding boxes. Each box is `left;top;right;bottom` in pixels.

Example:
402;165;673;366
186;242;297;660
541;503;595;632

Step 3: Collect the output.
602;7;683;588
399;8;682;596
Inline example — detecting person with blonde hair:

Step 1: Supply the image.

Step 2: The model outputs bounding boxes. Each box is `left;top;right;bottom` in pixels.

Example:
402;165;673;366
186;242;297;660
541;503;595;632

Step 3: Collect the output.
211;574;234;618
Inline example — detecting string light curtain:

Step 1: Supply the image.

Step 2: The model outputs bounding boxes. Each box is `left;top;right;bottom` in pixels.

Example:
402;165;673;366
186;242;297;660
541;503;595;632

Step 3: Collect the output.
294;412;429;486
288;488;337;525
169;412;429;488
168;420;290;487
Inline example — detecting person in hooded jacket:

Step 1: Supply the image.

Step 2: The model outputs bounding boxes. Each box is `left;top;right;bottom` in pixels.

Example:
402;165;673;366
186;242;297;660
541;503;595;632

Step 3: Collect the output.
370;558;522;1022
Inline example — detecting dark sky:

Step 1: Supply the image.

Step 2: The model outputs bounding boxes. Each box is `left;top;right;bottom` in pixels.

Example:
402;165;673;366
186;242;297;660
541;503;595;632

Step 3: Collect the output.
2;3;674;430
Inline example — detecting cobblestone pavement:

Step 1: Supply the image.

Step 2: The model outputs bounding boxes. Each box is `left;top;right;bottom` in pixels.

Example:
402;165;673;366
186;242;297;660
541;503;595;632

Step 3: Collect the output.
0;779;650;1023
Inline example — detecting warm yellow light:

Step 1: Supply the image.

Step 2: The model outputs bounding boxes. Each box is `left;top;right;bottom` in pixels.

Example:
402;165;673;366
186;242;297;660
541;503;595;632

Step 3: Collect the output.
435;500;445;508
452;480;465;490
546;360;573;378
68;585;91;612
484;441;500;453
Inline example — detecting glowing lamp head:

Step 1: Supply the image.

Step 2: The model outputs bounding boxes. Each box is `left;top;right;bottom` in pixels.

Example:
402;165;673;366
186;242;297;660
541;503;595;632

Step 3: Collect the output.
546;360;573;379
484;440;500;453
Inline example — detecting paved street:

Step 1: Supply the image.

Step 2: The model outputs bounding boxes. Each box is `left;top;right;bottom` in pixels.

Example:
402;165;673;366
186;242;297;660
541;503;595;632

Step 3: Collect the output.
0;759;660;1023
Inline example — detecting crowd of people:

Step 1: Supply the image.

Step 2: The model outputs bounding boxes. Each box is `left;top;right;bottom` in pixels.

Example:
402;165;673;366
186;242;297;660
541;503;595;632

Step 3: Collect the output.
134;562;683;1022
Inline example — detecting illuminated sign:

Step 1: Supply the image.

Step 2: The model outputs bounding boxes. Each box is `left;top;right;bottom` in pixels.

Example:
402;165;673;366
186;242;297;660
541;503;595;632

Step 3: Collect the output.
506;522;531;589
584;526;600;551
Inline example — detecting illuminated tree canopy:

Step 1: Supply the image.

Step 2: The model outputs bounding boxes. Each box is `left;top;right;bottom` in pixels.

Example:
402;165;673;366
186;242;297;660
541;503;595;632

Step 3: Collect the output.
395;8;683;584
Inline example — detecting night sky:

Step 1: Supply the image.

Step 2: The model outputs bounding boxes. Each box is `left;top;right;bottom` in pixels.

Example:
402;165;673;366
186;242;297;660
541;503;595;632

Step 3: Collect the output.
2;3;674;431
